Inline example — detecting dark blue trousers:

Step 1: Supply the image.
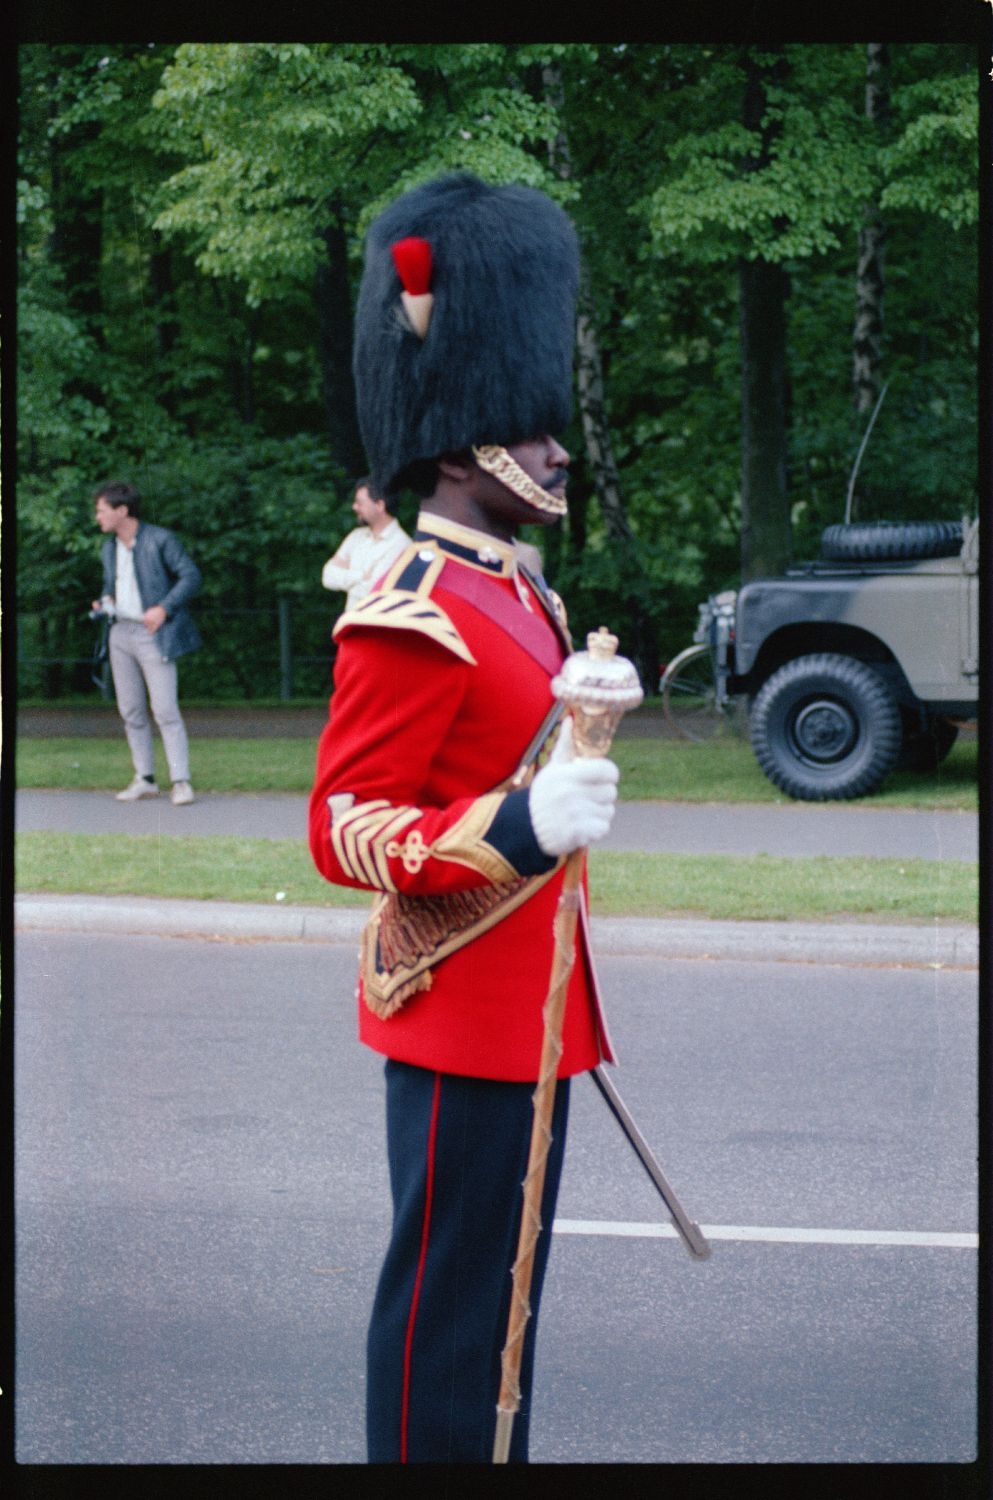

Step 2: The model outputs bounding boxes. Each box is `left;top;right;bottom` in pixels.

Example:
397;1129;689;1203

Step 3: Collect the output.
367;1059;570;1464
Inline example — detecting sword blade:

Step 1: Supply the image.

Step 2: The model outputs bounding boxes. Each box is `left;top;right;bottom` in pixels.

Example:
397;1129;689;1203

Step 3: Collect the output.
589;1066;711;1260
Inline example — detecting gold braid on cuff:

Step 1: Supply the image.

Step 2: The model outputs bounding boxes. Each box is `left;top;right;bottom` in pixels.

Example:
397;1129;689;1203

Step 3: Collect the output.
472;445;567;517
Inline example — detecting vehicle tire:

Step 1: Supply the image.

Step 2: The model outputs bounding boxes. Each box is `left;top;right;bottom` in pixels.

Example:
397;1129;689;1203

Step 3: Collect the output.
749;653;902;800
820;520;963;562
661;643;736;741
897;713;959;772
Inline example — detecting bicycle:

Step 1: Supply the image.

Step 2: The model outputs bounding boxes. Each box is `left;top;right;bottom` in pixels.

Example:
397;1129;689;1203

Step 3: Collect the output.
660;589;745;741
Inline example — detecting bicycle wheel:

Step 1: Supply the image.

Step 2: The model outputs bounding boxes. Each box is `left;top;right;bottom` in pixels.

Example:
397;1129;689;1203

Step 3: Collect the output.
662;643;729;741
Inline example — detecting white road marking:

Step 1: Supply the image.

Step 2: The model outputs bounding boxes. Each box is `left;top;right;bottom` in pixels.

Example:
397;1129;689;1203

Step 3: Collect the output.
552;1219;977;1249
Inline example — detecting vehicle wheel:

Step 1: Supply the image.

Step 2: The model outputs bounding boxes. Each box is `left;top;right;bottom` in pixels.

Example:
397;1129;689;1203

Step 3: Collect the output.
820;520;963;561
661;643;735;741
749;653;902;800
897;713;959;772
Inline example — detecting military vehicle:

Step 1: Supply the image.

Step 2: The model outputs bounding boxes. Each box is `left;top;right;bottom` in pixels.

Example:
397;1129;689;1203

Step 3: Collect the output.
722;515;979;799
662;381;979;800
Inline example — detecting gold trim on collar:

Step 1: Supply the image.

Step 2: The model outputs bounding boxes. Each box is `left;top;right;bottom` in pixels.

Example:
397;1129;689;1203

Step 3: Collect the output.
415;511;517;577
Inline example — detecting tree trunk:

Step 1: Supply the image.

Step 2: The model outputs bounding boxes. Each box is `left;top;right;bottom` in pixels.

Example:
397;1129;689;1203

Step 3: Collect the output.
315;216;366;480
853;43;890;420
739;48;792;581
241;307;261;427
739;256;791;579
46;70;104;340
148;241;179;418
541;62;659;683
574;275;632;547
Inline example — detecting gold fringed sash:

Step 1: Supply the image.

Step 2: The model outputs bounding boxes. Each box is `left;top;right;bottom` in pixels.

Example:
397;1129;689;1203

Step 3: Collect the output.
357;697;567;1019
361;867;559;1018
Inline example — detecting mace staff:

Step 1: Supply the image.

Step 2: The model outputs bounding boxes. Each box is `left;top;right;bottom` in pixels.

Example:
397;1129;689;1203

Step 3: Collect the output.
493;627;645;1465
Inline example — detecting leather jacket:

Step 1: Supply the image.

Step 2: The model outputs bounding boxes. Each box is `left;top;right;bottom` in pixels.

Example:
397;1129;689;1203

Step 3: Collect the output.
101;522;202;661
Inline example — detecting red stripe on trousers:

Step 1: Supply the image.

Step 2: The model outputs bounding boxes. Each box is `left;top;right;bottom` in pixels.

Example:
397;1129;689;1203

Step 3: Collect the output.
400;1070;442;1463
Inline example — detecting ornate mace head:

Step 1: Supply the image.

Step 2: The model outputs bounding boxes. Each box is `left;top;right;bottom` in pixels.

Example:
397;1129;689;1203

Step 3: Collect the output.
551;627;644;758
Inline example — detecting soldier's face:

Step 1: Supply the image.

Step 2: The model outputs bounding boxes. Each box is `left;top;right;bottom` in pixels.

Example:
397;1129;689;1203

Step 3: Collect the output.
475;435;570;528
507;436;570;503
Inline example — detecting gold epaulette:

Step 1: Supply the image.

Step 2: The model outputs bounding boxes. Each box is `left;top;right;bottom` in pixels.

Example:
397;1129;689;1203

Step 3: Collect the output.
332;541;476;665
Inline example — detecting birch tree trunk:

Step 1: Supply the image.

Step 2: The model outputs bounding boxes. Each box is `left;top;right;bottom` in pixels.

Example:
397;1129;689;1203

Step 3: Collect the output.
738;47;792;581
853;43;890;422
739;256;791;579
542;62;658;681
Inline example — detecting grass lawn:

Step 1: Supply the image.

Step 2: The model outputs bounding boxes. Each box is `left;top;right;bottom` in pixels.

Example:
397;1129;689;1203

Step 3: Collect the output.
15;831;977;924
14;732;978;810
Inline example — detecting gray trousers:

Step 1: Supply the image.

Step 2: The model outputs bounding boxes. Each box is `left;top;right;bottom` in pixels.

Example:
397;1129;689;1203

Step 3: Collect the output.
108;619;190;782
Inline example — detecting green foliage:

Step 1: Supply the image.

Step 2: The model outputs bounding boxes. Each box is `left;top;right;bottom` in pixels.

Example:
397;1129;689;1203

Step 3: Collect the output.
150;44;424;300
16;41;979;696
880;73;979;228
17;290;111;452
645;46;875;264
149;42;567;299
630;41;977;576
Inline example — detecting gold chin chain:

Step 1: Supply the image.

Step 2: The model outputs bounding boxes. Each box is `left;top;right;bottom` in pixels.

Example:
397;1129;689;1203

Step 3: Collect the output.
471;445;567;517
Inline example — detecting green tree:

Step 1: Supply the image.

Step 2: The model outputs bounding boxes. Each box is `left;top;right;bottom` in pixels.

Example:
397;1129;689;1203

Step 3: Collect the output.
18;44;345;694
17;42;978;699
644;41;977;576
645;44;876;579
147;43;566;477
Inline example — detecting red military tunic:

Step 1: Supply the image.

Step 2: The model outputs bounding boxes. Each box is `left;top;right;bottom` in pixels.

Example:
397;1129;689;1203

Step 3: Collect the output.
308;513;615;1082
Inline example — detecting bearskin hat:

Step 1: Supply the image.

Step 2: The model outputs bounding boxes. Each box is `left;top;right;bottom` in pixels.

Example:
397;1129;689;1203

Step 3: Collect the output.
353;172;580;496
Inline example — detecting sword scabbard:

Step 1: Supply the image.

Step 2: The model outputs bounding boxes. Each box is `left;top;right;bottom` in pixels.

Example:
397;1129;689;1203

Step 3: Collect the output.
590;1065;711;1261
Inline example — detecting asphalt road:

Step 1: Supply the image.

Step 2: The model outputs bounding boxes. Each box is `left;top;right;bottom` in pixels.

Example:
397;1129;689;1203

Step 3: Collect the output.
14;930;978;1465
15;788;978;861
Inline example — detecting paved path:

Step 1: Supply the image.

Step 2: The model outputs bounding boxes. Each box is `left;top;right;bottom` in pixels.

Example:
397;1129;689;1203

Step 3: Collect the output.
15;788;978;862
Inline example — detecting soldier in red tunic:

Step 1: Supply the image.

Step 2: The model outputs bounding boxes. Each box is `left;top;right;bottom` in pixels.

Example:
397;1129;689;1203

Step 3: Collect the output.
308;172;622;1463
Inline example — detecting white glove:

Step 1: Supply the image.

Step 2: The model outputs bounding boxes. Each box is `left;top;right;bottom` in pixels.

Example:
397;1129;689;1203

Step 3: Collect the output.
528;715;619;857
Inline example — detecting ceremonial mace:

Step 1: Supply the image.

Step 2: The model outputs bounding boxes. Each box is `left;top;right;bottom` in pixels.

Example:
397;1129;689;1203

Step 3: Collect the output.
493;628;709;1464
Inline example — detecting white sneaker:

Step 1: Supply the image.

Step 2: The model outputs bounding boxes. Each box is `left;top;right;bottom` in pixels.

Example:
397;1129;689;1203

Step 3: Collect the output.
116;776;159;801
171;781;195;806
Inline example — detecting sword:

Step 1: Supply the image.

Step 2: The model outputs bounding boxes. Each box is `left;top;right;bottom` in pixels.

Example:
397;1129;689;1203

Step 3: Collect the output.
589;1065;711;1260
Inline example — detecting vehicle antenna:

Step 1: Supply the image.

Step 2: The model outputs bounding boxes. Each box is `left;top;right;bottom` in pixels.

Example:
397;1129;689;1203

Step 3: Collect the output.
844;380;890;526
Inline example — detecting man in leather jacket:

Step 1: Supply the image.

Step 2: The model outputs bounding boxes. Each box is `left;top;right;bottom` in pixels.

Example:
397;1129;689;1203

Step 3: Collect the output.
92;480;202;805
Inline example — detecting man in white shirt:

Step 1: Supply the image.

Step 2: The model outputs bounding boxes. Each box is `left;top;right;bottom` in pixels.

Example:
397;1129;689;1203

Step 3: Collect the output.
321;477;410;613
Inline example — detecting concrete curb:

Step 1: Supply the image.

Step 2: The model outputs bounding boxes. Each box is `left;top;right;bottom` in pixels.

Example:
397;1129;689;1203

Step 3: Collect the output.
14;894;979;968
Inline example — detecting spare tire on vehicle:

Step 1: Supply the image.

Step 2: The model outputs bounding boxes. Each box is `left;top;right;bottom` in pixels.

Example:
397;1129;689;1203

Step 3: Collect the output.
820;520;963;561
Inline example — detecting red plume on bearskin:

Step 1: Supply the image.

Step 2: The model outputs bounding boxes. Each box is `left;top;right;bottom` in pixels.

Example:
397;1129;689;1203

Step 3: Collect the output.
391;237;434;340
391;237;433;295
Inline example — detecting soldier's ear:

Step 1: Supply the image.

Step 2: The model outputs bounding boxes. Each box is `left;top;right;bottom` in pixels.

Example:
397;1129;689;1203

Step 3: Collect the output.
437;451;474;483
